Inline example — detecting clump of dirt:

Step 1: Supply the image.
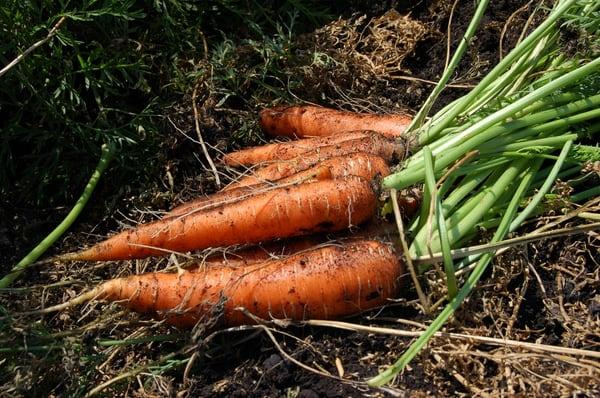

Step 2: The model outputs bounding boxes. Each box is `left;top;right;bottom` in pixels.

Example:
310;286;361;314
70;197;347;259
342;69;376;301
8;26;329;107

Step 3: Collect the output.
293;9;436;106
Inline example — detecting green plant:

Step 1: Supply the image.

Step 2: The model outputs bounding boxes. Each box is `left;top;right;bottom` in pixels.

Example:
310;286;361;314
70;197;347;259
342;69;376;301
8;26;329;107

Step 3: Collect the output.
371;0;600;385
0;0;333;206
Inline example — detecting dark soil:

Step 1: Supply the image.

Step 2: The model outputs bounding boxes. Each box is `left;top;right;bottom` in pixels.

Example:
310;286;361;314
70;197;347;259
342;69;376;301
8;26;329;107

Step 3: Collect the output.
3;1;599;397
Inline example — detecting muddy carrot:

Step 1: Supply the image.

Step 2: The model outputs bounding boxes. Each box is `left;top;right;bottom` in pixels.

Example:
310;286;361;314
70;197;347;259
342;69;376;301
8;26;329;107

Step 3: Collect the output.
227;133;404;174
222;130;372;166
38;240;403;328
259;105;412;139
225;152;390;191
165;165;332;218
58;177;377;261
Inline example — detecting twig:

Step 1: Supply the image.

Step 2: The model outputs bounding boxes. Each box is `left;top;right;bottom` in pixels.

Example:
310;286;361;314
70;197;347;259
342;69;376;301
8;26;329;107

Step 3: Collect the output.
192;84;221;188
578;211;600;221
85;349;187;397
304;319;600;360
432;353;487;396
445;0;461;70
0;16;67;78
391;74;474;89
412;222;600;265
437;150;479;187
499;0;535;59
259;325;337;379
534;197;600;234
182;351;198;384
390;189;430;313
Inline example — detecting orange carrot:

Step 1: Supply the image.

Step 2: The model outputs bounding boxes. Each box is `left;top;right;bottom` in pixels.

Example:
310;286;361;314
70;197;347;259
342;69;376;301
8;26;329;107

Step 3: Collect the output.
259;105;412;139
165;165;332;218
228;133;404;173
59;177;377;261
42;240;403;328
222;130;372;166
225;152;390;191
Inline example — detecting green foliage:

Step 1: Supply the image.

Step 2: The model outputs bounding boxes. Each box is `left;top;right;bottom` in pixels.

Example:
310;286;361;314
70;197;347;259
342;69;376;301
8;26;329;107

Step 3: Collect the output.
0;0;333;206
570;143;600;162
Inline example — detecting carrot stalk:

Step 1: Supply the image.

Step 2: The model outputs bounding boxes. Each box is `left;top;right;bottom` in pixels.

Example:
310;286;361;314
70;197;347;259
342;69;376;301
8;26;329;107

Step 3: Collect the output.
58;177;378;261
0;143;115;288
259;105;412;139
37;240;404;328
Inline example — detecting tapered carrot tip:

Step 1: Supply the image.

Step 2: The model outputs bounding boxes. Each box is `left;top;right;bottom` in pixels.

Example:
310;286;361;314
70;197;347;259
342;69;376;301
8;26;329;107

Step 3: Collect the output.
259;105;412;139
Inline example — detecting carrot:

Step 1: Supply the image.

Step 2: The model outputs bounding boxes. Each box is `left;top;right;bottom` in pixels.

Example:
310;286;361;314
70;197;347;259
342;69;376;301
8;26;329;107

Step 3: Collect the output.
221;130;372;166
59;177;378;261
227;133;404;174
225;152;390;191
165;165;332;218
259;105;412;139
220;134;402;192
40;240;403;328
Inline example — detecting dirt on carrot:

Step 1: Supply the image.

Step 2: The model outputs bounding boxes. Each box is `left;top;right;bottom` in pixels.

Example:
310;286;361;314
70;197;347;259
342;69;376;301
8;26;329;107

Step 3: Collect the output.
43;239;403;328
165;165;332;218
193;237;324;270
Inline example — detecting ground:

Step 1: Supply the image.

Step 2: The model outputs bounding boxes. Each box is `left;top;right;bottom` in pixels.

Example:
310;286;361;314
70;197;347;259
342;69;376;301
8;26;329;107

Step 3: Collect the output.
1;1;599;397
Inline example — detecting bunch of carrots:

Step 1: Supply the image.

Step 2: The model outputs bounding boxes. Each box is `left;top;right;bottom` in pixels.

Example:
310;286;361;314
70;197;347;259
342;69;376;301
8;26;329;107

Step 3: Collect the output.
7;0;600;390
40;105;415;329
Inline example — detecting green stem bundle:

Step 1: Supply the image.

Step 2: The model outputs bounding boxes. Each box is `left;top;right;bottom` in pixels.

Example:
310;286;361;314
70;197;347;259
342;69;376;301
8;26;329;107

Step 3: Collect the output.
371;0;600;386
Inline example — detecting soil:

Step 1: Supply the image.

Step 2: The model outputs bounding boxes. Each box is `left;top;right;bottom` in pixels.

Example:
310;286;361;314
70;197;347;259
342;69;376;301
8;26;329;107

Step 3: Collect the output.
2;1;599;397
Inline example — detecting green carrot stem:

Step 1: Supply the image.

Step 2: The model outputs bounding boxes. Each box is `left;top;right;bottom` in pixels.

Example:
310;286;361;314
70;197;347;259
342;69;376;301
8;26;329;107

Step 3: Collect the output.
415;0;579;146
413;160;527;258
509;140;574;230
0;144;115;289
571;186;600;203
408;0;490;131
369;158;536;387
480;134;577;155
386;91;600;189
455;143;572;268
423;147;457;298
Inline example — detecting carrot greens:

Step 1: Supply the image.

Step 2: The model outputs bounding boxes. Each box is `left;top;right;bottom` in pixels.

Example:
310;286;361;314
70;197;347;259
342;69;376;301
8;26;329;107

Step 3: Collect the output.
371;0;600;385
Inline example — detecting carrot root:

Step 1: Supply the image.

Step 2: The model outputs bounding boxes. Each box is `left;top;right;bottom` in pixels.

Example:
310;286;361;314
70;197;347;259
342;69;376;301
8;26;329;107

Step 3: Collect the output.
166;165;332;218
221;130;372;166
259;105;412;139
225;152;391;191
40;240;404;328
64;177;378;261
